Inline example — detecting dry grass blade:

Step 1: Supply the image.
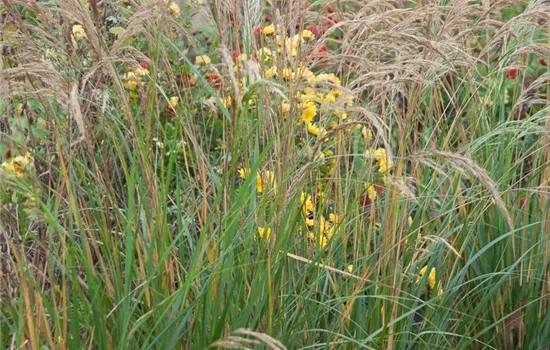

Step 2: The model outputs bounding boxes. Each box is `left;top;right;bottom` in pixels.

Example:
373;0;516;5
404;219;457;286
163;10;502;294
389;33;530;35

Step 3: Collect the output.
208;328;287;350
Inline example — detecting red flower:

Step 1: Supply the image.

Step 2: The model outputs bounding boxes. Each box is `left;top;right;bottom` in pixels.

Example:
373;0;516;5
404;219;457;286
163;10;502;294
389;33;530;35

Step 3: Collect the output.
295;22;302;29
306;25;321;37
326;4;336;13
139;61;149;70
232;51;240;63
162;104;176;117
539;19;547;26
207;73;222;89
326;15;338;24
4;148;11;159
507;68;518;80
360;194;372;208
375;184;384;194
254;26;262;35
265;15;271;22
519;197;526;209
538;57;548;67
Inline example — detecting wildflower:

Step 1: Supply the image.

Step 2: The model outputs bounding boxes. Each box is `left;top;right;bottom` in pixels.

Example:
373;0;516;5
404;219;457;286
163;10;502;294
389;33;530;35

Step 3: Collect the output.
168;1;180;16
281;68;292;80
134;67;149;76
365;148;393;174
262;25;275;36
419;266;436;290
257;227;272;240
334;110;347;121
257;47;273;62
281;102;291;115
346;264;353;273
366;184;377;201
361;126;372;142
326;4;336;13
1;153;33;178
322;93;336;104
223;96;232;108
301;192;314;214
301;29;315;41
305;25;321;37
195;55;211;65
265;66;278;79
300;101;317;124
254;26;263;35
72;24;86;39
307;123;320;136
305;218;315;227
507;68;518;80
318;235;328;248
315;73;341;85
238;167;250;180
539;57;549;67
408;216;413;226
169;96;179;108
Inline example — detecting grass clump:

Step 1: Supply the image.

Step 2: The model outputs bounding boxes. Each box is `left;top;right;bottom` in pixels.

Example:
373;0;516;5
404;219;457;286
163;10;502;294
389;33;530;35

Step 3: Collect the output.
1;0;549;348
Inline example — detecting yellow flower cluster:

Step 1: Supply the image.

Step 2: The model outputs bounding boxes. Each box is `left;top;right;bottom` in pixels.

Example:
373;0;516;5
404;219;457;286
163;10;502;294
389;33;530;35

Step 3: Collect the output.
365;148;393;174
419;266;436;290
238;168;276;193
122;66;149;92
195;55;211;65
1;153;34;179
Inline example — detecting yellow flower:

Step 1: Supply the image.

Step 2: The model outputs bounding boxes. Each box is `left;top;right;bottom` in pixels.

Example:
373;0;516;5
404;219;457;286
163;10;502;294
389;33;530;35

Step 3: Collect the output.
195;55;211;65
281;68;292;80
366;184;377;201
256;173;263;192
365;148;393;174
134;67;149;76
169;96;179;108
301;29;315;41
346;264;353;273
238;167;250;180
257;47;273;62
305;218;315;227
263;25;275;36
307;123;320;136
408;216;413;226
322;93;336;104
123;79;138;90
361;126;372;142
72;24;86;39
293;66;314;80
281;102;291;115
315;73;341;86
301;192;314;214
1;153;33;178
257;227;272;240
265;66;278;79
168;1;180;16
223;96;232;108
300;101;317;124
379;159;392;174
318;235;328;248
419;266;436;290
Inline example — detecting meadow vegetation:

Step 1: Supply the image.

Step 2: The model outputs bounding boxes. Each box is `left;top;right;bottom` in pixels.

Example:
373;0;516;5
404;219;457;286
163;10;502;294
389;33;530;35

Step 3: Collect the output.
1;0;549;348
